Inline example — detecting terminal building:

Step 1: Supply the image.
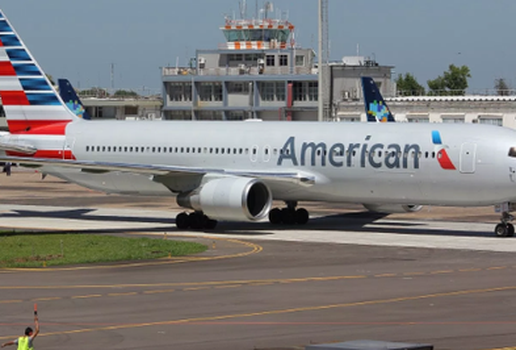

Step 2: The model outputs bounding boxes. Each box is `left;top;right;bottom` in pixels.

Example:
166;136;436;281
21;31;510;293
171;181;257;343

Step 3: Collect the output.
161;13;395;121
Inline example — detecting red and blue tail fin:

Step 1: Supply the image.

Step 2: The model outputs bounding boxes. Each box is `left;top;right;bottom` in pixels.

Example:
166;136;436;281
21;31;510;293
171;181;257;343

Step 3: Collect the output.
58;79;91;120
0;9;77;134
361;77;395;123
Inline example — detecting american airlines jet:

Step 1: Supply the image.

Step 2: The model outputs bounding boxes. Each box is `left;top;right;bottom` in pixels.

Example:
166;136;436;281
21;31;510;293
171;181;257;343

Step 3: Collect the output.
0;9;515;237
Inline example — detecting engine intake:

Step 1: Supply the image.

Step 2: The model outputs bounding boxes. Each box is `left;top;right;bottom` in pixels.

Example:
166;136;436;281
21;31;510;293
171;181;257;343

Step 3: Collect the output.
177;177;272;222
363;204;423;214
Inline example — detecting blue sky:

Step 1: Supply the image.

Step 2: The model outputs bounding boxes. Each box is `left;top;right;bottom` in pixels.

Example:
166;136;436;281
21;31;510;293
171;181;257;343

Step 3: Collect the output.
1;0;515;92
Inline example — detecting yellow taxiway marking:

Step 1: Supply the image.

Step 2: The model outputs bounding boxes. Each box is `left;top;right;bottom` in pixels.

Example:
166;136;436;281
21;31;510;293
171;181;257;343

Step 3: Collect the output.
0;300;22;304
487;266;507;271
142;289;175;294
374;273;396;277
214;285;242;289
183;287;210;292
430;270;454;274
0;236;262;273
459;268;482;272
71;294;102;299
2;284;515;341
31;297;61;302
107;292;138;297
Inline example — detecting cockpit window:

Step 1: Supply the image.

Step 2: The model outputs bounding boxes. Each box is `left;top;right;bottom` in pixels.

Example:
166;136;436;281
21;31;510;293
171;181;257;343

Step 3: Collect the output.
509;147;516;158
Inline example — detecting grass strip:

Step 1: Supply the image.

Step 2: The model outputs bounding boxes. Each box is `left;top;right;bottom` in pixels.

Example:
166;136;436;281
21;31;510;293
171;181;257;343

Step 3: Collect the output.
0;233;207;268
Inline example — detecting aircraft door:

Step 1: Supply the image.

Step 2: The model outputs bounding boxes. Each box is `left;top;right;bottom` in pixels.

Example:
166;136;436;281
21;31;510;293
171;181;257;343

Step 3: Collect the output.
459;143;476;173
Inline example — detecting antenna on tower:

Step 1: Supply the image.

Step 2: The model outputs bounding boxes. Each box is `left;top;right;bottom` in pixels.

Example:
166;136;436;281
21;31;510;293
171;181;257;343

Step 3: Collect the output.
110;63;115;92
239;0;247;19
318;0;330;121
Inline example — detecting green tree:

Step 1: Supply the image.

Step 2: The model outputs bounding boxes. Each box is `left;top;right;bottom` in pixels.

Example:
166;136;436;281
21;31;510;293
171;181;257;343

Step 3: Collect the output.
427;64;471;96
494;78;511;96
395;73;425;96
46;74;55;86
113;90;139;98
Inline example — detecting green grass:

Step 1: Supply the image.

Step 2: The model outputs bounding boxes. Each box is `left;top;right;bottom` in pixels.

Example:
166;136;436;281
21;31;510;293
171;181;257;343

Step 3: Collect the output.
0;233;207;268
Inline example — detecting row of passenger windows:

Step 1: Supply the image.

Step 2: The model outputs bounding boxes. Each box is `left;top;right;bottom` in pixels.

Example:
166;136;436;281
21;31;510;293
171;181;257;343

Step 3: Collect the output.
85;145;441;159
85;145;292;156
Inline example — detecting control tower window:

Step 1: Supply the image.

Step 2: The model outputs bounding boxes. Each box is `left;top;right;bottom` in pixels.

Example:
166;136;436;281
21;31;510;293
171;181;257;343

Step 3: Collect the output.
508;147;516;158
266;55;275;66
279;55;288;66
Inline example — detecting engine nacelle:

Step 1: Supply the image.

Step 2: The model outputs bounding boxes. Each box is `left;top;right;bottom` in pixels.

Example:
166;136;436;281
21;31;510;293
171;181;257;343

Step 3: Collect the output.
177;177;272;222
363;204;423;214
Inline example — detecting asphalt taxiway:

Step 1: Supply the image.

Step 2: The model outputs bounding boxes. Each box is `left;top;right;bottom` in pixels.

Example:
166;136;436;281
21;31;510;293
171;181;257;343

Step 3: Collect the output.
1;172;516;350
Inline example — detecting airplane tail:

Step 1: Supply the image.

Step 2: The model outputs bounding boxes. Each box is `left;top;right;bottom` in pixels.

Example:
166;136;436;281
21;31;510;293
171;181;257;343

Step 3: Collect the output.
0;9;77;134
361;77;395;122
58;79;91;120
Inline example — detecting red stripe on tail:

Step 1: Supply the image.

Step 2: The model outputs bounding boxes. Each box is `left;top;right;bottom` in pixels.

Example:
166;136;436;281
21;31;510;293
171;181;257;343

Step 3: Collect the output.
0;61;16;76
0;91;29;105
7;120;69;135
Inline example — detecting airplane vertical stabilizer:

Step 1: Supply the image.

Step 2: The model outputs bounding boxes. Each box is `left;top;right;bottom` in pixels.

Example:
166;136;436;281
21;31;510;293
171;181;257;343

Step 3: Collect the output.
58;79;91;120
362;77;395;122
0;9;77;134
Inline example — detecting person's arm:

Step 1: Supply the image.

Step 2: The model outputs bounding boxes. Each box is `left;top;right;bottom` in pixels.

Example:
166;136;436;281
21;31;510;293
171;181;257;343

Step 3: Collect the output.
32;315;39;339
1;340;15;348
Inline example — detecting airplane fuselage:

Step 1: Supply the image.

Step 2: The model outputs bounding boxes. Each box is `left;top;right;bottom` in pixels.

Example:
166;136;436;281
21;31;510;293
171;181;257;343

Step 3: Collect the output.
8;120;516;207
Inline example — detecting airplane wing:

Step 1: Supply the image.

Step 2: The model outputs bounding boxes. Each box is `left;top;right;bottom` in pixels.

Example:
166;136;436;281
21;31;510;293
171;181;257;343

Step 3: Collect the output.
0;142;37;155
0;155;316;187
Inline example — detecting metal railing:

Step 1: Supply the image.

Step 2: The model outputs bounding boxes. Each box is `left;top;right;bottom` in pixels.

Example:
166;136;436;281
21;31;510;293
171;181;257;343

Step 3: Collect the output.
162;66;314;77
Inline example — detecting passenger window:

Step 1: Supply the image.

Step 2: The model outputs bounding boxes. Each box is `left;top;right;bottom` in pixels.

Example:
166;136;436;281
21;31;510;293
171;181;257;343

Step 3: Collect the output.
273;149;277;155
124;147;128;152
129;147;133;152
215;148;219;154
169;147;173;153
221;148;225;154
245;148;249;154
186;147;190;153
239;148;243;154
175;147;178;153
86;146;89;152
152;147;155;152
227;148;231;154
210;148;213;154
509;147;516;158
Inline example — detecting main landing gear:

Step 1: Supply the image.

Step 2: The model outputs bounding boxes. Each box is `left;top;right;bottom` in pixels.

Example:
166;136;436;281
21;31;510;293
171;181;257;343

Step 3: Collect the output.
176;211;218;230
495;211;515;238
268;201;309;226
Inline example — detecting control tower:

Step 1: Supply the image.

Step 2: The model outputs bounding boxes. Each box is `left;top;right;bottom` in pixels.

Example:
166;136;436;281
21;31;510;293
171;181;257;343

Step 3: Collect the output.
220;17;294;51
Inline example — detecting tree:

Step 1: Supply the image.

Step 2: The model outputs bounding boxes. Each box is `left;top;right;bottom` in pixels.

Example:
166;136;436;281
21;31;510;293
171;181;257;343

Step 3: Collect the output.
395;73;425;96
494;78;511;96
45;74;55;86
113;90;139;98
427;64;471;96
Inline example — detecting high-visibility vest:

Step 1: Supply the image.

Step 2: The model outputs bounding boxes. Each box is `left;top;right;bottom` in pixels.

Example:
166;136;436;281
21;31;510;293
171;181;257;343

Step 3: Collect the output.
17;336;33;350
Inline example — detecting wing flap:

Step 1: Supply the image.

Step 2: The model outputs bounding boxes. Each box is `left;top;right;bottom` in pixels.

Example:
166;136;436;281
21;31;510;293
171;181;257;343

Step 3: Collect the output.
0;156;315;186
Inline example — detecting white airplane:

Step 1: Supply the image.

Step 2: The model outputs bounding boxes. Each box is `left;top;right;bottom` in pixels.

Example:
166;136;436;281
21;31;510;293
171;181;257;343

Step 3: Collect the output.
0;9;515;237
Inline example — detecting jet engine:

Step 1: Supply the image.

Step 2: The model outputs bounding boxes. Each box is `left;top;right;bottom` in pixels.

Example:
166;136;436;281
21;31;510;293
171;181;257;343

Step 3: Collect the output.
177;177;272;222
362;204;423;214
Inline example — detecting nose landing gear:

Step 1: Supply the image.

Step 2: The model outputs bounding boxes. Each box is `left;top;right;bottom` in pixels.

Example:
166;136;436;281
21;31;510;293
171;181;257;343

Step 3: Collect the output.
495;211;515;237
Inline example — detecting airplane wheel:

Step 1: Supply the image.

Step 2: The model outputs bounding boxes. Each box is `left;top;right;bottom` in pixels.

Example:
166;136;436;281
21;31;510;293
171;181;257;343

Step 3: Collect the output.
495;223;509;237
295;208;309;225
205;219;218;230
189;212;206;230
176;212;190;230
281;208;296;225
508;224;515;237
269;208;282;225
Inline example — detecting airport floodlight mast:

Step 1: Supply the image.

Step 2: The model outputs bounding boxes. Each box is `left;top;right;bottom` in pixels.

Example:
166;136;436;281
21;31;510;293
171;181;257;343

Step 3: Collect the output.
318;0;330;122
